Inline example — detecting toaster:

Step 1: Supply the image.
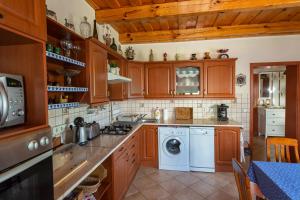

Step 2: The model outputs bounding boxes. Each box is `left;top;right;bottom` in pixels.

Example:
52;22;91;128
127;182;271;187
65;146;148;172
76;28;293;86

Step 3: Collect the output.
86;121;101;140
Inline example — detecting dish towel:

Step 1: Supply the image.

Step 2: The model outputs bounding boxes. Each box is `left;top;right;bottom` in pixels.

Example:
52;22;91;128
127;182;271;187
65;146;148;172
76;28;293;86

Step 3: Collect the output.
240;129;246;162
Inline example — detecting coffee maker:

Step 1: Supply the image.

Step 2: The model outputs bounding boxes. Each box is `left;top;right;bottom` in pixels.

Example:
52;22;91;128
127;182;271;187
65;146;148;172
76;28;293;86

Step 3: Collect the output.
73;117;88;145
217;104;229;121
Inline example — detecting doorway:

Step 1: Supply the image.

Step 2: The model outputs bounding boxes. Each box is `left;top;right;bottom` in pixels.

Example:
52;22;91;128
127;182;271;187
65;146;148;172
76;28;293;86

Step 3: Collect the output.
250;62;299;160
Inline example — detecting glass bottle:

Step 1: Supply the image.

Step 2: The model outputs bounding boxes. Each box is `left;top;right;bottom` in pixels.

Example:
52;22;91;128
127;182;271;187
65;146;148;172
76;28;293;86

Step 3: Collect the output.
93;20;98;39
80;16;91;38
110;38;117;51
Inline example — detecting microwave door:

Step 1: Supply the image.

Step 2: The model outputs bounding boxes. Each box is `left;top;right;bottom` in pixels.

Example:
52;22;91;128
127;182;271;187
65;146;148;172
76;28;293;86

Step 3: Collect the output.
0;82;8;126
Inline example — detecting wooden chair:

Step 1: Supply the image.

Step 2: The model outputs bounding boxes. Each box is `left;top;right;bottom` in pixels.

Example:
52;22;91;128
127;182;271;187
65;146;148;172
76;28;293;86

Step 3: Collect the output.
232;159;252;200
266;137;300;163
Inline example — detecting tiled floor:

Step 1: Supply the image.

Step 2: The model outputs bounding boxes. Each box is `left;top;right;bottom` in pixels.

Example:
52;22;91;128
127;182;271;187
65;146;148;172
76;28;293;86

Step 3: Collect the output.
124;167;238;200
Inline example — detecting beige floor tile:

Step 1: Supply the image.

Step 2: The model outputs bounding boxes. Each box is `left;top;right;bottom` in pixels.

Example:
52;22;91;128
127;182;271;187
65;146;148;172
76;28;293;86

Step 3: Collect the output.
140;167;159;175
173;188;205;200
175;173;200;186
133;176;157;190
219;183;239;199
135;169;147;179
124;192;147;200
206;190;238;200
159;179;187;193
139;185;170;200
190;171;210;180
189;180;219;198
203;173;230;188
160;169;187;177
149;171;173;183
126;184;139;198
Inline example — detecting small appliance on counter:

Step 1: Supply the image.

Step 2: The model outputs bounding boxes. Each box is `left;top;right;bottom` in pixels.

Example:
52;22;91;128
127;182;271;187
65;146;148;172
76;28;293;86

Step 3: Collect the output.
86;121;101;140
217;104;229;121
72;117;88;145
0;73;25;128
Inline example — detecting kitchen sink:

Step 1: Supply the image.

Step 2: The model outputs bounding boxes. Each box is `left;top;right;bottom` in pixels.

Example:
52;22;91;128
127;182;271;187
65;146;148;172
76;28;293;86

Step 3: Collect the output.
140;118;158;123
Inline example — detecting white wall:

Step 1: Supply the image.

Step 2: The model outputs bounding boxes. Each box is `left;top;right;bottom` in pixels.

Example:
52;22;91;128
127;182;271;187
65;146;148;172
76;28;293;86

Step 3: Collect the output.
46;0;120;44
123;35;300;95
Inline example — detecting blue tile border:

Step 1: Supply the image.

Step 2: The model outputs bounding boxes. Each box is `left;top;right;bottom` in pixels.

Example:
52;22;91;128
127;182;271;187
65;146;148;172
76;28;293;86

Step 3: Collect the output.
47;86;88;92
48;102;80;110
46;51;86;67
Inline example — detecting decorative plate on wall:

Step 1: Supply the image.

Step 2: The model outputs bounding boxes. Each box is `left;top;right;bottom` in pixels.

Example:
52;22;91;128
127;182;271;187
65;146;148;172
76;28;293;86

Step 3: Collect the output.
236;73;246;87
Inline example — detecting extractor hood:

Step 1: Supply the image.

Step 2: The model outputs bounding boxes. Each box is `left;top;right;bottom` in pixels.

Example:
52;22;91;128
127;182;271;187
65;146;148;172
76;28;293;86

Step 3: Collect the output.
107;72;132;84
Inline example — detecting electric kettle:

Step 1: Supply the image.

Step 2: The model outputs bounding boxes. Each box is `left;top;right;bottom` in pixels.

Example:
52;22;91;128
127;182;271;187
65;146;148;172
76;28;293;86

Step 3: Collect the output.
73;117;88;145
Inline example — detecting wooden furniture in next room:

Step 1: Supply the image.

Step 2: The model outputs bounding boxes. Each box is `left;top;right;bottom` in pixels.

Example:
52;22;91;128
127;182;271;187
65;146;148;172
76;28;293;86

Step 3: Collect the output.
232;159;252;200
266;137;300;163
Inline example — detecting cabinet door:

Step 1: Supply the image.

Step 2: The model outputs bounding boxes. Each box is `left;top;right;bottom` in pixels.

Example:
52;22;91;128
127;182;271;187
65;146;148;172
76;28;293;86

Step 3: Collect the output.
173;62;204;98
87;40;108;104
140;126;158;168
113;151;128;200
109;60;128;100
145;63;173;98
215;127;240;172
0;0;46;41
128;62;144;98
204;60;235;98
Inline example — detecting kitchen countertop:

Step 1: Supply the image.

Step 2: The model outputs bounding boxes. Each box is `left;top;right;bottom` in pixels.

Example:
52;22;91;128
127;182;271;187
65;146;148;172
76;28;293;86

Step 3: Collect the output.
53;118;242;200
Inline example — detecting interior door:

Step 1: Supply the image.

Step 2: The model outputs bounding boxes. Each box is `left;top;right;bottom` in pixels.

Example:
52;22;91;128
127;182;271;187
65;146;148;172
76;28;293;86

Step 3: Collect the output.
144;63;173;98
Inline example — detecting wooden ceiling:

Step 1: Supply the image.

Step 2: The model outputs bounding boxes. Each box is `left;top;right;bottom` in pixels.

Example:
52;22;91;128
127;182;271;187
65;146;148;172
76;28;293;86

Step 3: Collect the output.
86;0;300;44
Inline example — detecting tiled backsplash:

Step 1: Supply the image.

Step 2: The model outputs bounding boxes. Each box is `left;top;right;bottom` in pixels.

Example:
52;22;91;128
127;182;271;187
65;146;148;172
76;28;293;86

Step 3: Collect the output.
119;93;250;141
48;103;122;138
48;93;250;141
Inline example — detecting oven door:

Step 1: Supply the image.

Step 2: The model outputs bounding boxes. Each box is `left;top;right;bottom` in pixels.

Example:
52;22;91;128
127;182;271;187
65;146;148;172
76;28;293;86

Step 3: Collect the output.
0;150;53;200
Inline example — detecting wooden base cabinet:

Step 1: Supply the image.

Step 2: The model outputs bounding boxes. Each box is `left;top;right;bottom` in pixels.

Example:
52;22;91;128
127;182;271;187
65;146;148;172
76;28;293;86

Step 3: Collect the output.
0;0;46;41
140;126;158;168
215;127;240;172
112;129;141;200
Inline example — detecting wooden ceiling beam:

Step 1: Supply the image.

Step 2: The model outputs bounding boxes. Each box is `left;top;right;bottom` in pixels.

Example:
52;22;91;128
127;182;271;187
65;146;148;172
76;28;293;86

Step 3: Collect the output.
129;0;143;6
120;22;300;43
96;0;300;23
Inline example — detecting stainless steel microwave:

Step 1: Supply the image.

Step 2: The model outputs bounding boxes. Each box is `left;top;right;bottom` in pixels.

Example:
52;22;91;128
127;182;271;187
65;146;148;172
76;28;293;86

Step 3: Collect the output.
0;73;25;128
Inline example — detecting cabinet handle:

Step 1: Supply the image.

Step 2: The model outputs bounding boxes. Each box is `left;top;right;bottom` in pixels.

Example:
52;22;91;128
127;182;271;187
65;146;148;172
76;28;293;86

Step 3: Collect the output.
119;147;124;152
0;14;3;19
132;159;136;164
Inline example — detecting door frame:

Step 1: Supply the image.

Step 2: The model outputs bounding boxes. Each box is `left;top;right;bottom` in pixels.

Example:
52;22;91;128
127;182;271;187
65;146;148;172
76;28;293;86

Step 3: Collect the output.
249;61;300;146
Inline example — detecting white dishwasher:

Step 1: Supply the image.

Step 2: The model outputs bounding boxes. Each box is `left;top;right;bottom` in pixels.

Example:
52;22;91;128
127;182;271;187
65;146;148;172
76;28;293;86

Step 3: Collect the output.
190;127;215;172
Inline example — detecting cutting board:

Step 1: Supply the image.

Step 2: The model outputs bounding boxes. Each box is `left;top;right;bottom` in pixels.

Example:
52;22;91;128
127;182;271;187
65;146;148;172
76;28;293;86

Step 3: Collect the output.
175;107;193;120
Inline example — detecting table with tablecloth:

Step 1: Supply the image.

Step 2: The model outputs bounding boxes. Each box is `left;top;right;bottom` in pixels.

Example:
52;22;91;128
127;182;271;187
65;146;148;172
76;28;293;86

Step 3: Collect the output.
247;161;300;200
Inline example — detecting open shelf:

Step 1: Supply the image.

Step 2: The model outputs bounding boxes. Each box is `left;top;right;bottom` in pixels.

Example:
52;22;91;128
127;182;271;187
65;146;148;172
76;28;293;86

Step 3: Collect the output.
94;182;111;200
48;86;88;92
46;51;86;67
48;102;80;110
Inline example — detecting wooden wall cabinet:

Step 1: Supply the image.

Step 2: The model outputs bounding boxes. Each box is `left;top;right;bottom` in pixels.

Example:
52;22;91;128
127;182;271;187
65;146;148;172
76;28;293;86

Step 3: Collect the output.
215;127;240;172
173;61;204;98
204;59;236;98
140;125;158;168
85;39;109;104
0;0;46;41
144;63;173;98
127;61;144;98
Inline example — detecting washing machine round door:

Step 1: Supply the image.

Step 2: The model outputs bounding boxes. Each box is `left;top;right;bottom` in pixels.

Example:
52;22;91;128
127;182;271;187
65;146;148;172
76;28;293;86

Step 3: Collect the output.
165;138;181;155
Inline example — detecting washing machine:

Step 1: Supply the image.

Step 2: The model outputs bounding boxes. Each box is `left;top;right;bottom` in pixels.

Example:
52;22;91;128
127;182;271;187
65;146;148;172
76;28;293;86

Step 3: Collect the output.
158;127;190;171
